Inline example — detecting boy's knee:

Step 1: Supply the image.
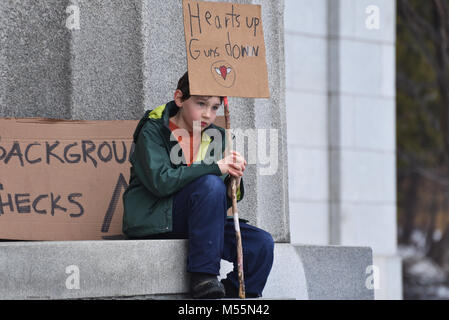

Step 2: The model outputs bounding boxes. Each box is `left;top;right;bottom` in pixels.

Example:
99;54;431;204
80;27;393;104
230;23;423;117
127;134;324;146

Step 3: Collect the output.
265;231;275;251
196;174;226;196
257;229;274;257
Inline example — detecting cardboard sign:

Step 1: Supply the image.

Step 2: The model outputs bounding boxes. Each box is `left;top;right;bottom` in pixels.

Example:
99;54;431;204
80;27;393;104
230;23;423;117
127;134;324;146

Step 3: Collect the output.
0;118;136;240
182;0;270;98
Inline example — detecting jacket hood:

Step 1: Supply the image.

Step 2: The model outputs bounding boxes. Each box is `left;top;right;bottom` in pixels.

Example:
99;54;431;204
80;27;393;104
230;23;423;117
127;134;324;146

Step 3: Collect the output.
132;101;179;143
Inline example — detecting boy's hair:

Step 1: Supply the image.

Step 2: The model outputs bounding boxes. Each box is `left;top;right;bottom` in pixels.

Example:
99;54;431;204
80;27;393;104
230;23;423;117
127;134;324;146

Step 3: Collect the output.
177;71;224;103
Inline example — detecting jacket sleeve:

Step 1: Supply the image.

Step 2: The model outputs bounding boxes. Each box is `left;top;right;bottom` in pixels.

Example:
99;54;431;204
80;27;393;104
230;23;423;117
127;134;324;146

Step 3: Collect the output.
131;124;223;198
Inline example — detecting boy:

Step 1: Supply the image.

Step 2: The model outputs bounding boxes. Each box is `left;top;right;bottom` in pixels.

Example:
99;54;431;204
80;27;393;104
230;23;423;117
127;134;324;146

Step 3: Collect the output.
122;72;274;299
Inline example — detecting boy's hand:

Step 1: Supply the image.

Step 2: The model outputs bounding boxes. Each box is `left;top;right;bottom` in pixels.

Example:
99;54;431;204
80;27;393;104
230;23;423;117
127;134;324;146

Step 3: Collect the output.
217;151;246;200
217;151;246;178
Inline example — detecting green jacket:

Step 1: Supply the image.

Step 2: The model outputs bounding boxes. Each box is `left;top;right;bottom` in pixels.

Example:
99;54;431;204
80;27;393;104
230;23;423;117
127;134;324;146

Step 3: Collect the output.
122;100;244;238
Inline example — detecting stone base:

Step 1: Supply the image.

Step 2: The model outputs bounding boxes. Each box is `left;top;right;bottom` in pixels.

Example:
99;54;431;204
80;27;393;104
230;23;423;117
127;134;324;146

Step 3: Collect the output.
0;240;373;300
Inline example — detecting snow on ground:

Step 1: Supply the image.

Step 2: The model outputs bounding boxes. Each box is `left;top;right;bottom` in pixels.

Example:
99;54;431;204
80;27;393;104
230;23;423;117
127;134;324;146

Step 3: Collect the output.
399;231;449;299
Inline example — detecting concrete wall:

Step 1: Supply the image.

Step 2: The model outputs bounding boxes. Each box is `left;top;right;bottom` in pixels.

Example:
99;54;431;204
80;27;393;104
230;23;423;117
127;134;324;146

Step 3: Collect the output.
0;0;72;119
69;0;144;120
285;0;401;299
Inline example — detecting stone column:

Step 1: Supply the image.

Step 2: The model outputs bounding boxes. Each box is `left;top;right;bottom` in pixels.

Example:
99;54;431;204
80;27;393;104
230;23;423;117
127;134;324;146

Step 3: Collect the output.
284;0;401;299
253;0;289;241
327;0;401;299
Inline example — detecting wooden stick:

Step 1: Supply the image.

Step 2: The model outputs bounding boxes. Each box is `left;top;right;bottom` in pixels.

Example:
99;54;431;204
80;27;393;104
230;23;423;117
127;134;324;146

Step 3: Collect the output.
223;97;245;299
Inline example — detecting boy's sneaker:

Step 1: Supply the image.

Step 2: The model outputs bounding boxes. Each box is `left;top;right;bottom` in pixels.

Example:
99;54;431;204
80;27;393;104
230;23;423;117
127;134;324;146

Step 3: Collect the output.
221;278;238;298
190;273;225;299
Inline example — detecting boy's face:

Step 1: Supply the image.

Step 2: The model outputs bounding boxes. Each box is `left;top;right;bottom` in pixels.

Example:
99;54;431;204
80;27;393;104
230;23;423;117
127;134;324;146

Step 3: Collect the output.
174;90;221;131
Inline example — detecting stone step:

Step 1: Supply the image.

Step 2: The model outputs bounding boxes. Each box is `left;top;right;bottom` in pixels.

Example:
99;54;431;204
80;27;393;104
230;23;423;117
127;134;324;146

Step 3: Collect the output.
0;240;374;299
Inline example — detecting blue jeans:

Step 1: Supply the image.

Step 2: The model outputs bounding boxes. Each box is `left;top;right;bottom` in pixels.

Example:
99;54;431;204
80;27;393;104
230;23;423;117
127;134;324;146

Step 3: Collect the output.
145;174;274;297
